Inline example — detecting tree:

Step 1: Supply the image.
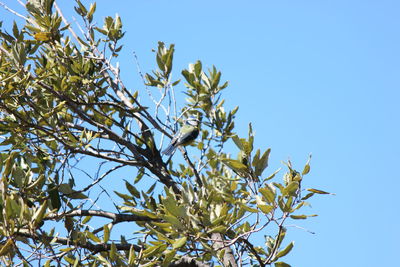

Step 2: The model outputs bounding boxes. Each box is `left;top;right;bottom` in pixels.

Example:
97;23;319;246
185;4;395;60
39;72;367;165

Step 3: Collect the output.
0;1;330;266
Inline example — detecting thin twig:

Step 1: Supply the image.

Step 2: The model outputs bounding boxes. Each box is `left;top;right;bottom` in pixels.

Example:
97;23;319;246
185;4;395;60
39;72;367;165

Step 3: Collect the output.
0;1;31;22
54;1;85;47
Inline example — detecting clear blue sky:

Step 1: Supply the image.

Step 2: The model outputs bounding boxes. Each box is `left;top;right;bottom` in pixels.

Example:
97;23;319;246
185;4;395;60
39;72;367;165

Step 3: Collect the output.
2;1;400;266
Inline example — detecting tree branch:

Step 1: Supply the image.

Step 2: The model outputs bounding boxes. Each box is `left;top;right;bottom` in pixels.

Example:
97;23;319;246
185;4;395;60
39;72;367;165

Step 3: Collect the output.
16;231;141;253
45;209;160;223
211;233;238;267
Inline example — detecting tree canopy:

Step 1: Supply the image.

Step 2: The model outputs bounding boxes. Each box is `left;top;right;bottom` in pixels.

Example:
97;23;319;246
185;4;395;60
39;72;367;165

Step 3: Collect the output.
0;1;329;266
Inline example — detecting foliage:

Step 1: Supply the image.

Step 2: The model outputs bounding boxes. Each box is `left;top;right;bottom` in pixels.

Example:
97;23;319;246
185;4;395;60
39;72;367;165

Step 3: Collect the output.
0;1;329;266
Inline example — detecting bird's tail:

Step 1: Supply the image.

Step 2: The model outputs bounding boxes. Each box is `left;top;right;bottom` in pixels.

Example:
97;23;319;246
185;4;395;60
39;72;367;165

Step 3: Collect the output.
162;144;176;155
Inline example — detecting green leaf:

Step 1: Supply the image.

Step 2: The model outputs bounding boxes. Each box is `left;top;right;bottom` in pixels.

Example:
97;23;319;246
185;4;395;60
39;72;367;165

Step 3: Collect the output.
34;32;52;41
128;245;136;265
208;225;226;233
73;256;79;267
221;158;248;175
290;215;308;219
255;148;271;176
307;188;334;195
0;238;14;256
146;182;157;194
259;184;276;204
49;185;61;210
86;231;101;243
64;256;76;265
143;244;167;258
302;155;312;175
75;0;88;16
258;204;273;214
275;241;294;258
103;225;110;242
264;168;281;182
275;262;291;267
302;164;310;175
172;236;187;249
87;2;96;22
109;242;117;261
162;249;177;265
124;180;140;198
13;166;25;188
247;123;254;153
163;195;185;218
69;192;88;199
232;135;244;150
134;168;144;184
26;174;46;190
58;184;87;199
282;181;299;197
58;184;73;194
114;191;133;201
255;195;273;214
291;201;306;212
162;215;184;229
82;216;92;224
33;200;48;227
301;192;315;200
239;203;258;213
283;196;294;212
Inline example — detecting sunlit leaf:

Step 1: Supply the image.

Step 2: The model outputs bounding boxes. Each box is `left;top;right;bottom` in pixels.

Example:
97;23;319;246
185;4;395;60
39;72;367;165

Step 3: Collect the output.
34;32;52;41
307;188;334;195
172;236;187;249
302;154;312;175
259;184;276;204
275;241;294;258
275;262;291;267
0;239;14;256
103;224;110;242
282;181;299;197
32;200;48;227
163;249;177;265
109;242;117;261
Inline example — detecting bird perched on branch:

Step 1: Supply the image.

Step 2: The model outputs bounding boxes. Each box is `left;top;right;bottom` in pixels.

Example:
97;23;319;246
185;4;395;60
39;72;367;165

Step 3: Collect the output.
162;116;200;155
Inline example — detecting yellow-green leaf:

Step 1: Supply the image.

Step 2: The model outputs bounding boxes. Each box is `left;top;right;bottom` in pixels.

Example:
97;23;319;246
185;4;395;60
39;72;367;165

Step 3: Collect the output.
240;203;259;213
302;155;312;175
162;249;177;265
33;200;48;227
258;204;273;214
34;32;52;41
259;184;276;204
172;236;187;249
221;158;248;173
290;215;307;220
0;238;14;256
255;148;271;176
86;231;101;243
275;241;294;258
103;224;110;243
208;225;226;234
275;262;291;267
302;164;310;175
307;188;334;195
282;181;299;197
109;242;116;261
125;180;140;198
128;244;136;265
82;216;92;224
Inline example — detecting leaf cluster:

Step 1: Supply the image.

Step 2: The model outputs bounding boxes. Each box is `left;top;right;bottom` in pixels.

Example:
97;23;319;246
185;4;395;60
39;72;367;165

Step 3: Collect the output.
0;1;331;266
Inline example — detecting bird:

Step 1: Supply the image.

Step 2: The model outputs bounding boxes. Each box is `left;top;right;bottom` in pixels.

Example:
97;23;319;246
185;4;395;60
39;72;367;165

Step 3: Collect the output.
162;116;200;155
